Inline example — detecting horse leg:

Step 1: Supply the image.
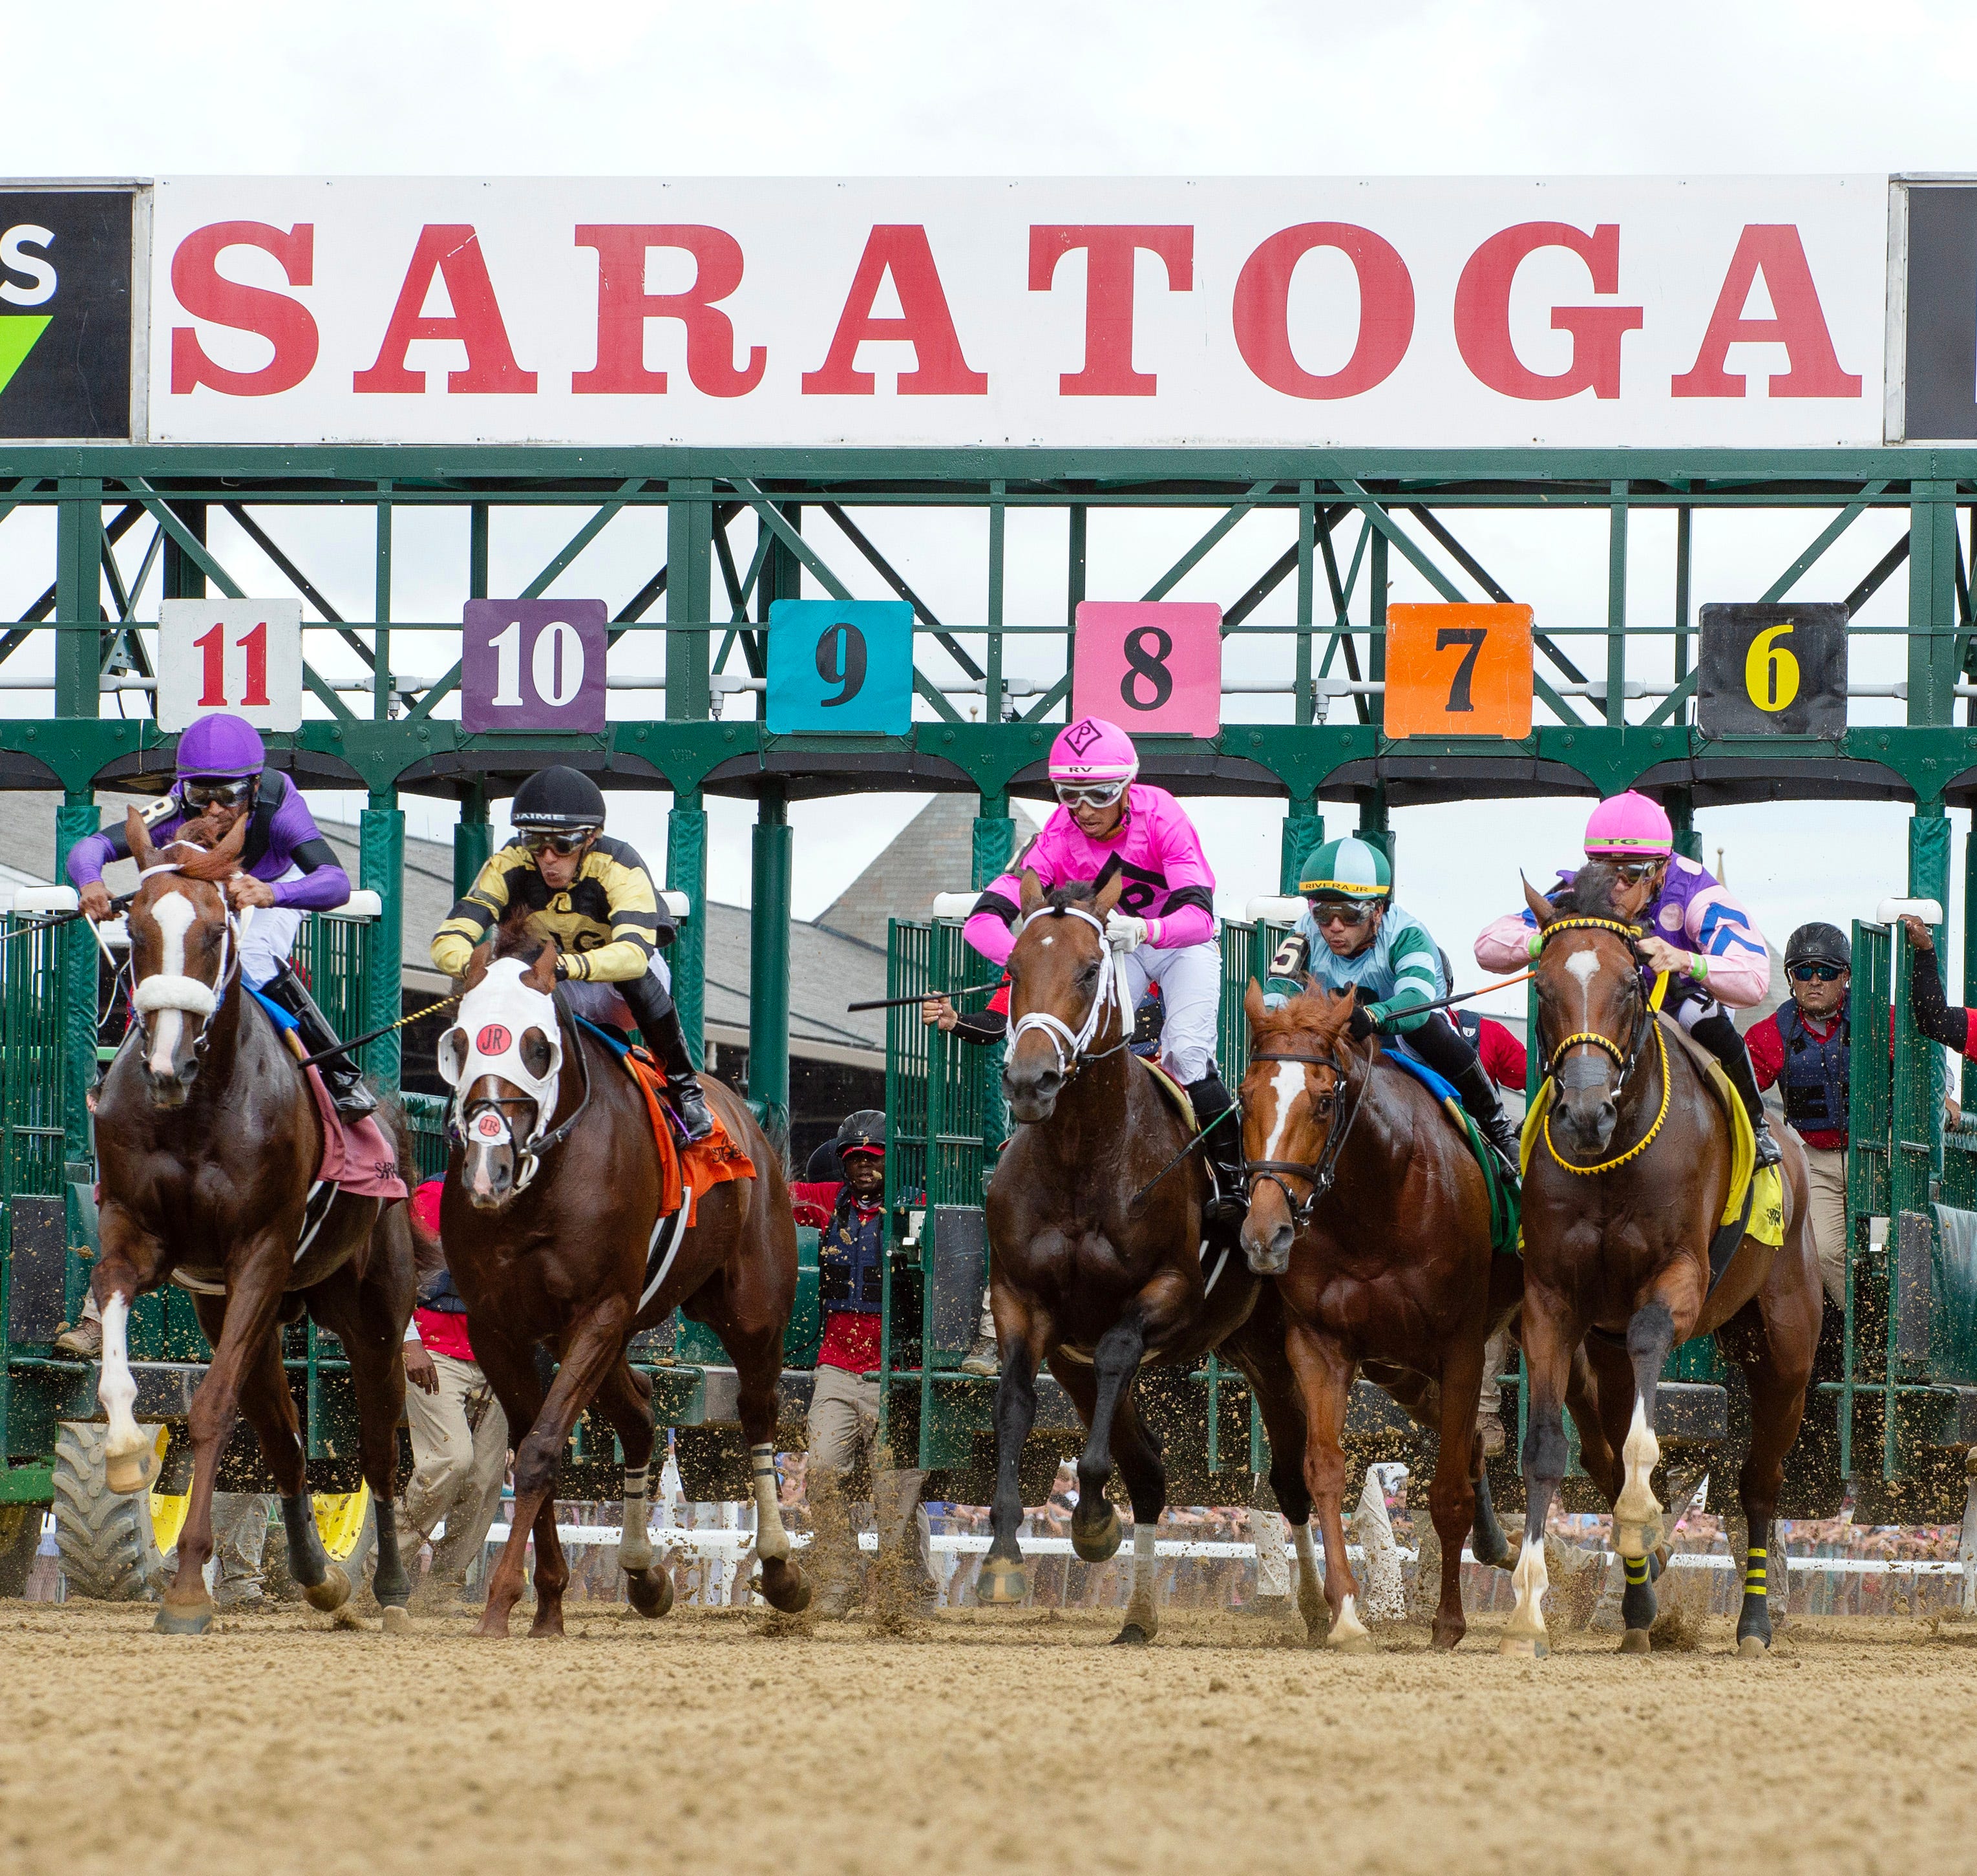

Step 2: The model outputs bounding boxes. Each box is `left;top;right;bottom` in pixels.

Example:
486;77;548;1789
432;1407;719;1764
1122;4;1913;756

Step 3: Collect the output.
1469;1447;1511;1569
1428;1340;1485;1652
1503;1296;1575;1660
463;1331;547;1639
591;1356;673;1620
1284;1322;1367;1652
91;1216;162;1494
1106;1384;1168;1645
1069;1316;1143;1566
710;1314;810;1616
979;1302;1052;1607
1612;1300;1680;1566
1219;1311;1324;1640
1718;1295;1815;1659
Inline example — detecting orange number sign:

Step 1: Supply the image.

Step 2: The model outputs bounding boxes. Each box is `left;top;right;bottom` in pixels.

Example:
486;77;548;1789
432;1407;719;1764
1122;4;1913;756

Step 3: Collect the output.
1382;603;1534;738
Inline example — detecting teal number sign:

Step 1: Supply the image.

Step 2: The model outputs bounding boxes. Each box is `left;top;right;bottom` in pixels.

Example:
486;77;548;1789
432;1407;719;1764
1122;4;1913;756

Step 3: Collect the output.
765;599;913;734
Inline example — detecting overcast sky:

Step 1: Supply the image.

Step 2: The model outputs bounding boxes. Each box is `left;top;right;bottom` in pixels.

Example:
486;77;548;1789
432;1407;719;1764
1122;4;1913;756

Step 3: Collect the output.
6;1;1974;1011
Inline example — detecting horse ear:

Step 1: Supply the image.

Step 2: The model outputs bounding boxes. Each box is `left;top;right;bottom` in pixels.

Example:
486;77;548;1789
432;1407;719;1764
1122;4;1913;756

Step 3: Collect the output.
1521;872;1558;929
178;811;249;881
1019;869;1045;917
125;805;158;872
463;942;491;992
1243;978;1269;1031
524;938;560;995
1095;872;1125;917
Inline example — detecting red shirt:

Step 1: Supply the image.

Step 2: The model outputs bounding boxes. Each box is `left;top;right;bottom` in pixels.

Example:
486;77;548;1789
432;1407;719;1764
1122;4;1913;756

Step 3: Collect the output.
408;1177;476;1362
790;1178;887;1376
1746;1007;1847;1152
1476;1017;1527;1093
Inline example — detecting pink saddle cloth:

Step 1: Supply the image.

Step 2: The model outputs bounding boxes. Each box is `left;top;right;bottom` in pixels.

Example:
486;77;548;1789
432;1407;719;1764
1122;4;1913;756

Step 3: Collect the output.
304;1066;409;1201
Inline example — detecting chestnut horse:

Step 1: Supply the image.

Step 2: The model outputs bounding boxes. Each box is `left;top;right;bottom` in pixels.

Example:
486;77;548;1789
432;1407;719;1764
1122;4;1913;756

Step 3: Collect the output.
1509;863;1820;1658
92;808;417;1634
982;873;1324;1645
438;909;808;1638
1238;982;1521;1650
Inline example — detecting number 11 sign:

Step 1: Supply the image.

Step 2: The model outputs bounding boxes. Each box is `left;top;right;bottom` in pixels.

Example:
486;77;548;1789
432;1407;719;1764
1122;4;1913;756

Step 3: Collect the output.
158;600;304;732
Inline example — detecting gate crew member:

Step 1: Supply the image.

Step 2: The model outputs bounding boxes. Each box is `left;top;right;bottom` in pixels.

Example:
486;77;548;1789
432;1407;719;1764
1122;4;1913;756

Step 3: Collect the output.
67;711;375;1116
430;766;710;1141
1747;922;1852;1304
1897;912;1977;1112
1474;790;1781;1166
1264;838;1523;1173
789;1113;934;1618
962;717;1245;1222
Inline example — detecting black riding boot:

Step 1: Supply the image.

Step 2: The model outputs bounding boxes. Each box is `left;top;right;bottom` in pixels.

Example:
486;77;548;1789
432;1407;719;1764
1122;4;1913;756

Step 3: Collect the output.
621;969;714;1143
1408;1012;1519;1177
259;961;377;1118
1689;1012;1782;1168
1185;1071;1247;1230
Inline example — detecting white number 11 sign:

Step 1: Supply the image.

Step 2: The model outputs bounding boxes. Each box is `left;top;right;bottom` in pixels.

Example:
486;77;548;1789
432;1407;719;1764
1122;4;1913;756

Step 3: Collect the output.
158;600;304;732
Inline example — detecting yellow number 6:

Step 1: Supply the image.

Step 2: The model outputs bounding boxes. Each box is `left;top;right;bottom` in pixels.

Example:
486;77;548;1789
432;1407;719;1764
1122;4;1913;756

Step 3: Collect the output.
1744;622;1800;713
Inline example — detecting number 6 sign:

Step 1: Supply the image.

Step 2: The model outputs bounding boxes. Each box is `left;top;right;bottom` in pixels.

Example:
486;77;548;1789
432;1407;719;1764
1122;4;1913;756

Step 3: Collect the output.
1383;603;1534;739
1071;600;1222;738
462;600;608;733
1697;603;1846;739
157;600;304;732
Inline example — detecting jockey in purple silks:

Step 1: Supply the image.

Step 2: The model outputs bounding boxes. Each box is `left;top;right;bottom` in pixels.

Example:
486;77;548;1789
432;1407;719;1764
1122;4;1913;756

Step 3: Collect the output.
67;712;375;1117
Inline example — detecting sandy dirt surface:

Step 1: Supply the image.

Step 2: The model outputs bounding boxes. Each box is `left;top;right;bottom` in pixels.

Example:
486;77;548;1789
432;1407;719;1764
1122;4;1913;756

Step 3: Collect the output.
4;1599;1976;1876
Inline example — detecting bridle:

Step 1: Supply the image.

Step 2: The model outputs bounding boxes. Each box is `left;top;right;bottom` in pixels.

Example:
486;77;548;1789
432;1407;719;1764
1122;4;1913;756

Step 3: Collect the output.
1243;1038;1369;1228
1007;904;1132;1084
1535;916;1671;1175
454;983;594;1193
127;858;242;1070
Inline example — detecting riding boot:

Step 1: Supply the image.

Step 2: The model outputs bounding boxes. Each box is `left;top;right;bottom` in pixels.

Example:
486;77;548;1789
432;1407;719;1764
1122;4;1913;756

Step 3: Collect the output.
620;968;714;1142
1690;1013;1782;1168
258;961;377;1117
1451;1057;1523;1181
1185;1071;1247;1229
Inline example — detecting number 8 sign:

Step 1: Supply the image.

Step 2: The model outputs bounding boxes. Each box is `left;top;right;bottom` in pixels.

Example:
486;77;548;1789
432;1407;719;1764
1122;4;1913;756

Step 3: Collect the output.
1382;603;1534;739
1070;601;1222;738
462;599;608;733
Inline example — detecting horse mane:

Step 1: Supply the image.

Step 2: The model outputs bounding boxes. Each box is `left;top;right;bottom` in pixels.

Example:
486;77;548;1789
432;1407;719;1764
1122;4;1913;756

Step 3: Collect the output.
488;898;554;965
1563;859;1639;925
1045;878;1101;914
1249;982;1356;1048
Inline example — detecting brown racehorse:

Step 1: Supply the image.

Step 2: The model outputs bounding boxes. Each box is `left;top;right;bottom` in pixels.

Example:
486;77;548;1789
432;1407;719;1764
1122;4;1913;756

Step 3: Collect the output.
91;808;418;1634
1238;982;1521;1650
982;872;1326;1645
1507;862;1820;1658
438;909;809;1638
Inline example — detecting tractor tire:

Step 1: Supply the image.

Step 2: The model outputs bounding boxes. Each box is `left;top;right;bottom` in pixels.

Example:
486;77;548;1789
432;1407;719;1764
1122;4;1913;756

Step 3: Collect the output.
52;1421;169;1602
0;1503;45;1597
263;1486;377;1601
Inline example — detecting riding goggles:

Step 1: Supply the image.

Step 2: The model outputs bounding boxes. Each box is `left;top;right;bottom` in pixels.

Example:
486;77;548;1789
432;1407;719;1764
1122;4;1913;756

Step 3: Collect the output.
1789;962;1845;983
1612;858;1664;885
1054;781;1127;809
1307;896;1379;930
519;828;600;858
180;775;255;810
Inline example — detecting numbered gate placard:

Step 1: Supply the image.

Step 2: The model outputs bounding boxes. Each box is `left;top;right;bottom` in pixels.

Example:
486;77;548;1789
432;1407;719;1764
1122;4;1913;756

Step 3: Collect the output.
1383;603;1534;739
765;599;912;735
462;600;607;733
1071;600;1221;739
157;599;303;732
1697;602;1847;739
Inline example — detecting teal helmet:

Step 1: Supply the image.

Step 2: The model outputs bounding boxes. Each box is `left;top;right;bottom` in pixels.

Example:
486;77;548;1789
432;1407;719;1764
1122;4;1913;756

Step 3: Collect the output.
1298;836;1392;902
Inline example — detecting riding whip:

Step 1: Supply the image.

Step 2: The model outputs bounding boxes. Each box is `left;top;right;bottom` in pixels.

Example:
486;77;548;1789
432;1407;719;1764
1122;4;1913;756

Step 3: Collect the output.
291;990;463;1069
1405;971;1535;1017
1126;1097;1244;1216
846;980;1004;1014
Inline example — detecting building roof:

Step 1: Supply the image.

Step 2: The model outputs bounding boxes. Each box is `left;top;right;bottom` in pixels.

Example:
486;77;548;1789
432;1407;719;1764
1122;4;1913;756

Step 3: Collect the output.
813;794;1042;951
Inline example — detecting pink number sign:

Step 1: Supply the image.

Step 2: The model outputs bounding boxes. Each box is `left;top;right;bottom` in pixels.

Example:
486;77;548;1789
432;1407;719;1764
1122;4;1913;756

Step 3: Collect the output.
1070;601;1222;738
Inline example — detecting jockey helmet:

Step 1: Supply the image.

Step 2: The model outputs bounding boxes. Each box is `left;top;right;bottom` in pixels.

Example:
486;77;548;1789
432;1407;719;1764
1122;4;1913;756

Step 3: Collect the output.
174;712;266;781
1784;921;1851;972
1298;836;1392;902
836;1110;887;1161
1048;717;1139;789
511;766;606;834
1583;790;1673;858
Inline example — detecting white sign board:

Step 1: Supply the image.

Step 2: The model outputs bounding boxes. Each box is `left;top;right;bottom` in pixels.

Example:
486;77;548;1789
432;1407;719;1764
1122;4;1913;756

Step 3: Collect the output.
147;176;1889;449
156;598;304;732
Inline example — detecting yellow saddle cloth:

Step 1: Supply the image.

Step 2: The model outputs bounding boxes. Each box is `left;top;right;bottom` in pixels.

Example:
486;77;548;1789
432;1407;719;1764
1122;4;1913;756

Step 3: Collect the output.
1139;1057;1197;1130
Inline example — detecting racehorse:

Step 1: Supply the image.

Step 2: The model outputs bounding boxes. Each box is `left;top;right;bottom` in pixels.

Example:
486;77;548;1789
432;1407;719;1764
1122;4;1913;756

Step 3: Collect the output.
982;872;1324;1645
90;808;418;1634
1238;981;1521;1650
1508;862;1820;1657
438;907;809;1638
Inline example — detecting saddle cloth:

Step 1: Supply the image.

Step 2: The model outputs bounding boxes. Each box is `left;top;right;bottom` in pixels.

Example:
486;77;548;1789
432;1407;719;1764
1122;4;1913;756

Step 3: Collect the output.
301;1065;409;1201
1138;1055;1196;1128
1381;1046;1520;1257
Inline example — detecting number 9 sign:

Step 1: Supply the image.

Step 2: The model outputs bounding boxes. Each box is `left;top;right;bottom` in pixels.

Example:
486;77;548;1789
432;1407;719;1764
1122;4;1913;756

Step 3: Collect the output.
766;599;912;734
462;599;608;733
1698;603;1846;738
1071;601;1222;738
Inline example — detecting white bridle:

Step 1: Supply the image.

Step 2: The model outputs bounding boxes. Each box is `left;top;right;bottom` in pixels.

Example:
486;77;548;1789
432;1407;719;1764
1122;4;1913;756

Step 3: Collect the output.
129;859;241;1077
1007;905;1134;1079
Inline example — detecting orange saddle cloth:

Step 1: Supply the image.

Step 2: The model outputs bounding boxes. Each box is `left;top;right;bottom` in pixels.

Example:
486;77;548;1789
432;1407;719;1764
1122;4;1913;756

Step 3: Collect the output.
618;1048;756;1225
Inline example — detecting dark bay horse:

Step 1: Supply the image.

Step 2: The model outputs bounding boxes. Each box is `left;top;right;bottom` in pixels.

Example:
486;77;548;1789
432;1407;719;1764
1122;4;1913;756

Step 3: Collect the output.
438;911;808;1638
1238;982;1521;1650
92;808;417;1634
1510;864;1820;1657
982;872;1322;1645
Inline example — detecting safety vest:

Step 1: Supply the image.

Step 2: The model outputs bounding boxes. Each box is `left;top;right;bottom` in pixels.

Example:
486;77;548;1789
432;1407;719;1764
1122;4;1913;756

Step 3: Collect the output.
1779;1000;1849;1135
818;1200;886;1314
417;1265;468;1316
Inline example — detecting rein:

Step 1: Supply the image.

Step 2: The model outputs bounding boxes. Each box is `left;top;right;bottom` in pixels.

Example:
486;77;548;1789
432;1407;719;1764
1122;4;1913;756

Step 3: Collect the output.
1007;904;1132;1083
1243;1042;1369;1228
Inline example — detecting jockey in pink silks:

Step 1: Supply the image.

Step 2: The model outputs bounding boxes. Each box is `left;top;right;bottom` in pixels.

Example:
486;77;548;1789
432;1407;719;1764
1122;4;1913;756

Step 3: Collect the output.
1474;790;1781;1166
964;717;1245;1223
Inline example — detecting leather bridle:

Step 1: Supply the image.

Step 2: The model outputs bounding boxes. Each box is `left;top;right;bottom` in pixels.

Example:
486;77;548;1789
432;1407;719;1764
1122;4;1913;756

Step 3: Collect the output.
1243;1041;1368;1228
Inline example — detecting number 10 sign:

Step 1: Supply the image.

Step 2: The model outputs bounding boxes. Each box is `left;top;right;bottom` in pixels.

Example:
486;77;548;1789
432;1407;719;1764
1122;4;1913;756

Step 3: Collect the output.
462;600;608;733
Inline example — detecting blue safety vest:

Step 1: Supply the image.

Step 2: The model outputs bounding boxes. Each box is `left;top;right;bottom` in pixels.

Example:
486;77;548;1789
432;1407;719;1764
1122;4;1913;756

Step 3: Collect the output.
1778;1000;1849;1136
818;1201;886;1314
417;1265;468;1315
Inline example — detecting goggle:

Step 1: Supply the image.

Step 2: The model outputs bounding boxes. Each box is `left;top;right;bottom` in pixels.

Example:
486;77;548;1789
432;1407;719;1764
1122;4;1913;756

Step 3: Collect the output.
519;828;598;859
1789;963;1845;983
1307;898;1379;930
180;775;254;810
1612;859;1664;885
1054;781;1126;809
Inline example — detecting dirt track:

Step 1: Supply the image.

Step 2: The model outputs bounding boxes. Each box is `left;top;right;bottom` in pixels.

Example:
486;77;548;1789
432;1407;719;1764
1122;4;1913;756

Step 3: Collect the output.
4;1599;1975;1876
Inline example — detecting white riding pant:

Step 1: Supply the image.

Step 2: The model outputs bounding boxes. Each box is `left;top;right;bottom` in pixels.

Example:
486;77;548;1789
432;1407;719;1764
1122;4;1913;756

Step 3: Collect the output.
237;865;304;989
1121;939;1222;1084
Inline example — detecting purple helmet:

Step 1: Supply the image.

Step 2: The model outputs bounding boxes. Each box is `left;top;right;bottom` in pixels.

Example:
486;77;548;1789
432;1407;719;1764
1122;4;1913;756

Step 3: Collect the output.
174;712;266;779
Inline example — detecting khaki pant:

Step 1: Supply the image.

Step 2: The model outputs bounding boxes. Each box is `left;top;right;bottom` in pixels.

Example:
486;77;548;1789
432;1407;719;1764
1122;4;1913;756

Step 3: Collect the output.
1803;1143;1849;1306
403;1348;509;1577
806;1362;931;1585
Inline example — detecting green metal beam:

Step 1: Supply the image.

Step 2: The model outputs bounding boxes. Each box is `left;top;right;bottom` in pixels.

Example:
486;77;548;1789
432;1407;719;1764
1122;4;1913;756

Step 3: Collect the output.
1761;482;1889;602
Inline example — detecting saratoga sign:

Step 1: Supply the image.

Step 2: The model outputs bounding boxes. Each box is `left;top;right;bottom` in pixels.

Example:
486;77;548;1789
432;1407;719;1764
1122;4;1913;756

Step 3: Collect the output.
143;176;1891;450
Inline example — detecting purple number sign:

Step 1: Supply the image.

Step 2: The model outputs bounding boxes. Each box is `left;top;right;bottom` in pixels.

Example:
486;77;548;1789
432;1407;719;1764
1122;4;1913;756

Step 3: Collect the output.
462;599;608;733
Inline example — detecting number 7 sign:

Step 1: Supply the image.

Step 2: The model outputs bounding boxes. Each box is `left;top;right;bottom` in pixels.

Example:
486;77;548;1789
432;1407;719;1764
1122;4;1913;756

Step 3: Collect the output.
158;600;303;732
1382;603;1534;739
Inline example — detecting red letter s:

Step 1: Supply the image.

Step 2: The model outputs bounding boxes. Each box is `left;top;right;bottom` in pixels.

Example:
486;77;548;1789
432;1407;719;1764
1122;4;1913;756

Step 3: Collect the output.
169;222;318;397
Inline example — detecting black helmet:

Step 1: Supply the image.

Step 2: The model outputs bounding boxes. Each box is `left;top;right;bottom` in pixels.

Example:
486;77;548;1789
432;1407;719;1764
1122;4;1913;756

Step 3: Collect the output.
511;766;606;833
1784;922;1851;971
836;1110;887;1161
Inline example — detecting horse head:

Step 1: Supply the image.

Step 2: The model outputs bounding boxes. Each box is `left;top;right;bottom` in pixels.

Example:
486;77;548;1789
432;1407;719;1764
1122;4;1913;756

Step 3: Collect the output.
1237;978;1363;1275
1527;861;1649;1156
1002;869;1126;1124
123;805;248;1106
439;909;563;1210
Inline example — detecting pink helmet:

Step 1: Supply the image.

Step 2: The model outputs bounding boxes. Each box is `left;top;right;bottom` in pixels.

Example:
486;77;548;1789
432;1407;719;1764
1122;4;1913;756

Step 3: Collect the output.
1583;790;1673;858
1048;717;1139;786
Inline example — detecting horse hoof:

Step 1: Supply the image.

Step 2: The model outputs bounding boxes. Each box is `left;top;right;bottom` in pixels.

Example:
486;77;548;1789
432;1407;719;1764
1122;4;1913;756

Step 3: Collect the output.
1327;1630;1375;1656
1070;1510;1122;1564
626;1566;675;1619
1737;1632;1768;1660
757;1559;809;1615
105;1446;156;1496
1499;1634;1549;1660
1110;1623;1150;1647
153;1604;212;1636
1619;1628;1652;1655
1613;1522;1657;1561
379;1603;413;1636
303;1565;352;1614
977;1557;1028;1606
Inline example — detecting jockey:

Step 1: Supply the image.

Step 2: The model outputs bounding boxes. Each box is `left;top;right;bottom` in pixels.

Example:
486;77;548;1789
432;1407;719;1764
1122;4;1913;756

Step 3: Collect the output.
430;765;711;1141
1264;836;1522;1174
66;711;375;1116
1474;790;1781;1167
963;716;1244;1223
